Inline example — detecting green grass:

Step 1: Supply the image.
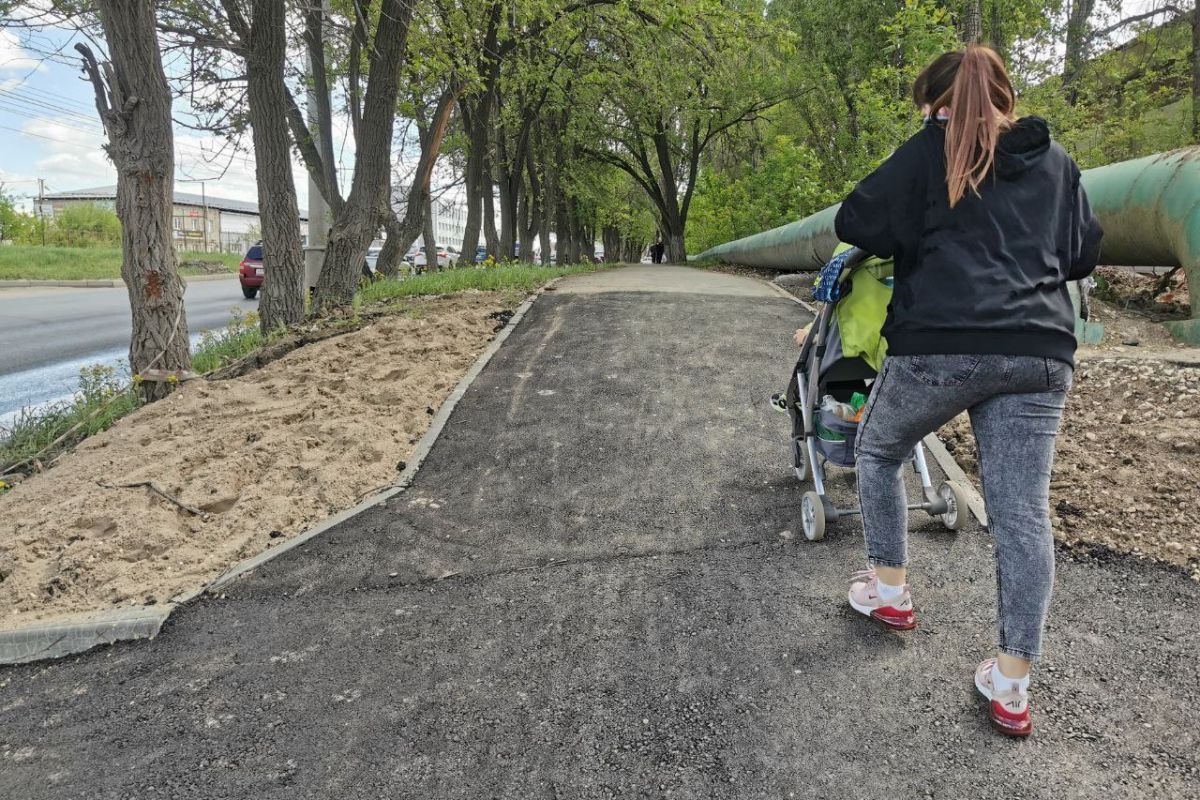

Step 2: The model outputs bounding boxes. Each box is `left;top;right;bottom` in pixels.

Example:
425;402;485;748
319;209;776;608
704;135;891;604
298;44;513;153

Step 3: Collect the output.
0;364;142;483
356;261;608;306
190;308;269;374
0;245;240;281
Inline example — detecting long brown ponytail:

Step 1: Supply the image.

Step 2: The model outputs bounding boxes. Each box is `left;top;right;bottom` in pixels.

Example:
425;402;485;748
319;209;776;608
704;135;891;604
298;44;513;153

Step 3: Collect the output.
914;44;1016;207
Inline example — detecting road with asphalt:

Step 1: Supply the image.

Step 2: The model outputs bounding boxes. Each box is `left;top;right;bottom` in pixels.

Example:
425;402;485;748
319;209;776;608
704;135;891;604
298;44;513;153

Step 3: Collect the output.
0;267;1196;798
0;278;255;425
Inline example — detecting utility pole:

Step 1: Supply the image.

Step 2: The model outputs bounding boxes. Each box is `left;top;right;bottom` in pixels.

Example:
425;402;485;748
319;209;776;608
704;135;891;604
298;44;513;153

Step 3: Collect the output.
201;180;208;253
303;0;331;292
37;178;45;246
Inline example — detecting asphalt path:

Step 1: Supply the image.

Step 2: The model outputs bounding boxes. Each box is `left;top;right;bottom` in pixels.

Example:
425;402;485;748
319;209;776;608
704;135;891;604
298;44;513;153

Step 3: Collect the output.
0;278;255;423
0;267;1196;798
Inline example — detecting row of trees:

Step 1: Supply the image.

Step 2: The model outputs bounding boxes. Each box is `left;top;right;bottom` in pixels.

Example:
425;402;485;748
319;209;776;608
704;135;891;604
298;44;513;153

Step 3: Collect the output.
3;1;1194;404
2;0;795;401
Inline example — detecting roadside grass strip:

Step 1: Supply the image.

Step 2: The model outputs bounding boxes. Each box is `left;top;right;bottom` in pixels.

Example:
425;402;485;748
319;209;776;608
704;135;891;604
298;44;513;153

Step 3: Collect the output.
356;261;609;306
0;246;240;281
1;312;269;482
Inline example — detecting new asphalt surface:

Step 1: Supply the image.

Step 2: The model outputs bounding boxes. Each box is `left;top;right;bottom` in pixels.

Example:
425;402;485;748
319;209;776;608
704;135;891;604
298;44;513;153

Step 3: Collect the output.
1;266;1197;798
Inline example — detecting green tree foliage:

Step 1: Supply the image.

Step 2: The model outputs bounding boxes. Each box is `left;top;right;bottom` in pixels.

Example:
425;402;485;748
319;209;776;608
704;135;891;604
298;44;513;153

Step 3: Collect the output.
49;204;123;247
0;193;36;243
686;136;847;253
1020;14;1195;168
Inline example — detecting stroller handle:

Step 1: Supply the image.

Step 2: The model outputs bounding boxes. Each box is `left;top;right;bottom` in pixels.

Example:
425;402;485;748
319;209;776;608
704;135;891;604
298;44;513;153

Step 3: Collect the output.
835;246;873;281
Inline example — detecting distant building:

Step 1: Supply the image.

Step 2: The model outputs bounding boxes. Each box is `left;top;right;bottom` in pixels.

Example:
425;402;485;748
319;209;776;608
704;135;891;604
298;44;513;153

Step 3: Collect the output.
391;186;472;252
38;185;310;254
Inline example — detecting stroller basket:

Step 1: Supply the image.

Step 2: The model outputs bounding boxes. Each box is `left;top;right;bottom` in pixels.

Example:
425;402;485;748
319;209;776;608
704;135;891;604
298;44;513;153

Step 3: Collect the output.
814;409;858;467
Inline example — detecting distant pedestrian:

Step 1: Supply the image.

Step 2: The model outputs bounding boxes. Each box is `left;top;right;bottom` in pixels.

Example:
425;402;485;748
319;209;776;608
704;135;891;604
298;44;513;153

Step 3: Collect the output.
836;44;1102;738
650;240;665;264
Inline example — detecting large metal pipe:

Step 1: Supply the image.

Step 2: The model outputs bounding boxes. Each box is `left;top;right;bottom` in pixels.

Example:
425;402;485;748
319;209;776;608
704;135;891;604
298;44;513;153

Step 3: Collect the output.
693;146;1200;339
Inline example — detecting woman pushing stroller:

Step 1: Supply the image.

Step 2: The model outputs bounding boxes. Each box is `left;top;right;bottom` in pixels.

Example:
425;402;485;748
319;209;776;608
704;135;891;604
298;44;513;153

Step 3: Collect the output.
832;45;1102;737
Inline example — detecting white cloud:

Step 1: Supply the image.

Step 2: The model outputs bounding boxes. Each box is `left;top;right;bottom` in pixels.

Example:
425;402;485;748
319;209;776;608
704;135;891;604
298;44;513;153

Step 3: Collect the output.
0;31;45;73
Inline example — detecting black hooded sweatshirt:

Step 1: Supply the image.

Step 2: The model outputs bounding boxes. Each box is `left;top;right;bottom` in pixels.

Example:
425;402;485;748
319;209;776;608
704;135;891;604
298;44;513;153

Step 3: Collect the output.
834;116;1103;366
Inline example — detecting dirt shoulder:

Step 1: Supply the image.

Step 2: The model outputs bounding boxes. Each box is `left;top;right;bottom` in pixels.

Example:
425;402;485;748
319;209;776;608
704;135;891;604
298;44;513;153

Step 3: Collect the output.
0;291;521;628
940;272;1200;580
940;355;1200;580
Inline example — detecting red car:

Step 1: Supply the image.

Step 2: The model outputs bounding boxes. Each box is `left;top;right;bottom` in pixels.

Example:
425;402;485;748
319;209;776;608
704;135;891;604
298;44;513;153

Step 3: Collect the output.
238;242;264;299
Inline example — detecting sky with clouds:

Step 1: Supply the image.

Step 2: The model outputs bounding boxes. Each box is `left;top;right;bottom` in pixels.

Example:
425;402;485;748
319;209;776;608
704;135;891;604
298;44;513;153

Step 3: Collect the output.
0;24;345;214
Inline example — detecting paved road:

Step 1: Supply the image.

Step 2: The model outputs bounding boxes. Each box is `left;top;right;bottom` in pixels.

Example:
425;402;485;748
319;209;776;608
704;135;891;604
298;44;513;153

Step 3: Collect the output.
1;267;1196;798
0;278;255;422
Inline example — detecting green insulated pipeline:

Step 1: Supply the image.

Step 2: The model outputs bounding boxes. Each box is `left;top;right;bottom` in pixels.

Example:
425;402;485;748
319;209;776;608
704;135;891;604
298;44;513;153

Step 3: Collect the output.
692;146;1200;343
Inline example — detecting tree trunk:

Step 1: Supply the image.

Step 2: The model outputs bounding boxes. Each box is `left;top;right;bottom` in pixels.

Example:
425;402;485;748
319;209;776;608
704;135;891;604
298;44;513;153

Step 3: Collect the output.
987;1;1007;61
376;87;459;275
248;0;304;332
516;179;530;261
580;221;595;262
422;193;437;270
1193;3;1199;142
1063;0;1097;105
482;172;499;256
76;5;190;401
602;225;619;263
312;0;412;313
495;129;517;260
377;214;407;277
959;0;983;43
459;104;490;264
663;227;686;265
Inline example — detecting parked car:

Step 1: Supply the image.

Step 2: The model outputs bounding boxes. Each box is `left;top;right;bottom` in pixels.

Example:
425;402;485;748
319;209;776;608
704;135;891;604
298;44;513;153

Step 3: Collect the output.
414;247;452;270
238;242;264;299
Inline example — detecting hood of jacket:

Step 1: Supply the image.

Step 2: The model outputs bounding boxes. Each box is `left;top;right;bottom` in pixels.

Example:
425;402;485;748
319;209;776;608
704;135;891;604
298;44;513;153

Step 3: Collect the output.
994;116;1051;179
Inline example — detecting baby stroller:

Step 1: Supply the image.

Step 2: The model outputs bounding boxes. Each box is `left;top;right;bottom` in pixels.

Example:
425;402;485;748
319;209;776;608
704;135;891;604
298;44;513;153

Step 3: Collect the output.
779;247;970;541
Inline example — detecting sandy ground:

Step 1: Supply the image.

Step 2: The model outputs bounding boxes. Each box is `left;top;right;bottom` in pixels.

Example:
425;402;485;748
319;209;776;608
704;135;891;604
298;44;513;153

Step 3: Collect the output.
0;292;516;628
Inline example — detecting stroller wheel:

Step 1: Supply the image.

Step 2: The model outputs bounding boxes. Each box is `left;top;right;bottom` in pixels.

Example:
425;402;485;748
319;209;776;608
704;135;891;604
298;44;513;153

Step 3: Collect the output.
790;437;809;481
937;481;970;531
801;491;826;541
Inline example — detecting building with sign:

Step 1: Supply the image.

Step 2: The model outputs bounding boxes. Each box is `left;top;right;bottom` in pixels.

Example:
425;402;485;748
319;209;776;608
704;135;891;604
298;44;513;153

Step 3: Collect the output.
38;185;309;254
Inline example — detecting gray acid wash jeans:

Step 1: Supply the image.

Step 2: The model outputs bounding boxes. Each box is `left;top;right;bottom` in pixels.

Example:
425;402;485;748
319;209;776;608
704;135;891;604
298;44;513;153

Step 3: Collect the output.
855;354;1073;660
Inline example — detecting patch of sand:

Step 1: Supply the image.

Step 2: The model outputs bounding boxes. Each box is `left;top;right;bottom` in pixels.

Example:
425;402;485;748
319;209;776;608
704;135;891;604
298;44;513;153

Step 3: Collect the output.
0;293;514;627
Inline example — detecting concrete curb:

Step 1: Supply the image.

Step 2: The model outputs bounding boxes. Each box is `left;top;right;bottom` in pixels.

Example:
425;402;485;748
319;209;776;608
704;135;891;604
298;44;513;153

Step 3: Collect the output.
0;604;173;666
764;278;820;315
0;274;235;289
761;274;989;527
0;287;544;666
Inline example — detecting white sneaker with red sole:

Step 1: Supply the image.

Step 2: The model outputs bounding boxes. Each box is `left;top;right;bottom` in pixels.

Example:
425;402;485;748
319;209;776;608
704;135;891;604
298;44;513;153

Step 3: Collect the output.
974;658;1033;737
847;568;917;630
